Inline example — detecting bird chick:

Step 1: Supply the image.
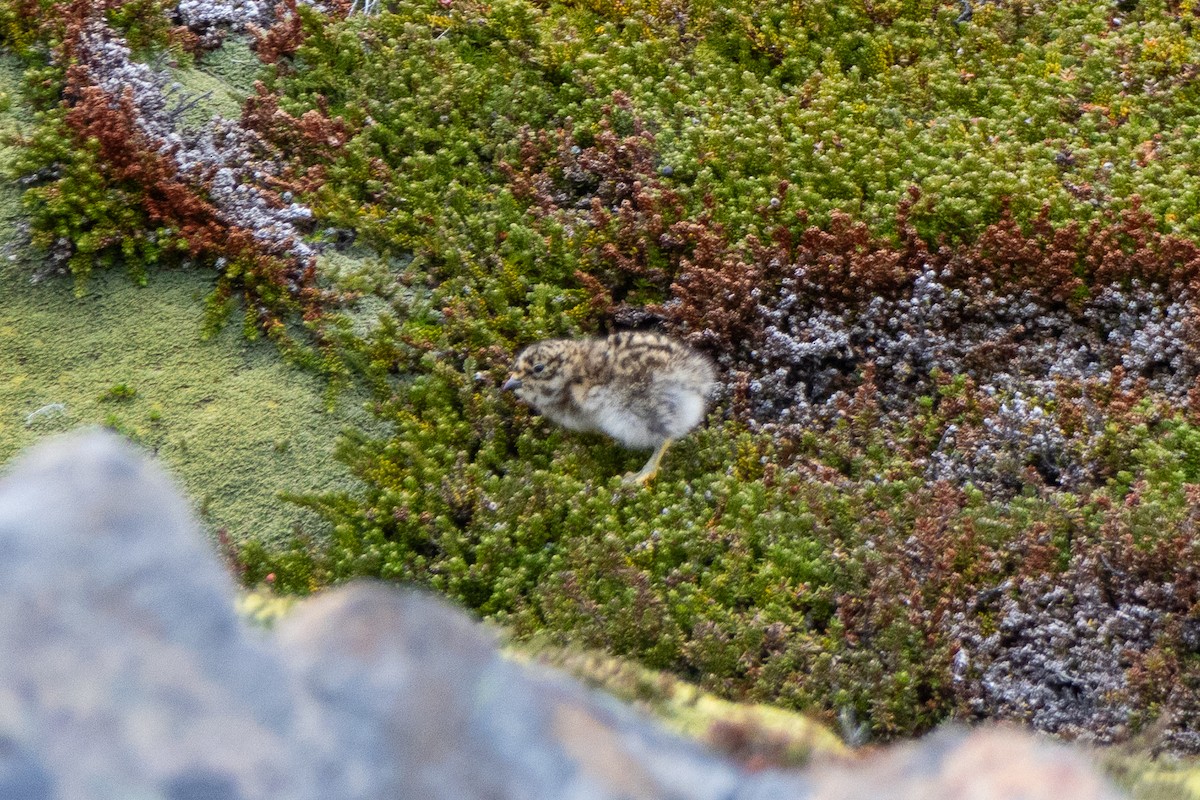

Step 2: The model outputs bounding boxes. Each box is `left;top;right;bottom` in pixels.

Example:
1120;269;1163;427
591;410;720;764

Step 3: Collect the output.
503;331;716;485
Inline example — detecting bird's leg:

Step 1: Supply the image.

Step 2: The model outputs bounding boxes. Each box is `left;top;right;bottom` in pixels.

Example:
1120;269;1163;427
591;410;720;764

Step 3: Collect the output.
623;439;673;485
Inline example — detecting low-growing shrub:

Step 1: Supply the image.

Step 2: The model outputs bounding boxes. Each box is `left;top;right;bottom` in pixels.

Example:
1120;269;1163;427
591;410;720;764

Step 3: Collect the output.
222;0;1200;750
11;0;1200;752
243;399;1200;745
99;383;137;402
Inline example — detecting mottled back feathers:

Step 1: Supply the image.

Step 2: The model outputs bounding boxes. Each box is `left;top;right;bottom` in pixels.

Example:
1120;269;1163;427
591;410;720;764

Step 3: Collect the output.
505;332;715;451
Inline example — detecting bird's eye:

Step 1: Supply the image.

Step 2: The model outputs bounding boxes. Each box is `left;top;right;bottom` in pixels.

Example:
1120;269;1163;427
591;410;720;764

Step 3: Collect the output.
532;363;545;374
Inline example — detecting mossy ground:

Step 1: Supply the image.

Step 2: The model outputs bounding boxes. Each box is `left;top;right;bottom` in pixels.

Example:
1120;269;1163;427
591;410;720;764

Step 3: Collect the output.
0;262;370;546
7;0;1200;789
0;47;365;547
1105;750;1200;800
226;0;1200;756
189;32;262;96
166;32;265;131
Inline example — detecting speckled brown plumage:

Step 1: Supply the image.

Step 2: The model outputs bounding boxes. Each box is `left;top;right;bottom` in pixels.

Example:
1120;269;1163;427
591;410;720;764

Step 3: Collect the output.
503;331;716;484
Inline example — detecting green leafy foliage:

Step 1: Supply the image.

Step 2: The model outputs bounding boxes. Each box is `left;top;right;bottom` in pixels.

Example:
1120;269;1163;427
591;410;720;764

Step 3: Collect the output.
99;382;137;402
243;375;1200;742
9;0;1200;751
219;0;1200;749
274;0;1200;243
13;101;162;292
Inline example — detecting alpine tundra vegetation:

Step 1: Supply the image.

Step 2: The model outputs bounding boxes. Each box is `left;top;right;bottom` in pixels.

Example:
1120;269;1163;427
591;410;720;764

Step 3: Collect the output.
6;0;1200;782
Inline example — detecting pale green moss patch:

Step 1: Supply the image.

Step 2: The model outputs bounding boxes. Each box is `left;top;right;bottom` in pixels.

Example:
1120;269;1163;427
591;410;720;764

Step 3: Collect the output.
166;61;250;131
193;33;263;97
0;44;370;548
1104;750;1200;800
0;263;369;546
164;34;264;131
238;587;300;628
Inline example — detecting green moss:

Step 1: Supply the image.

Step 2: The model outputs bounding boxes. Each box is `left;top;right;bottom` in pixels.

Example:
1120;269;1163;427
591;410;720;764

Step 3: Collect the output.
98;383;137;402
167;54;258;132
163;33;269;133
0;46;365;546
1104;749;1200;800
193;33;264;97
0;264;370;546
237;587;300;628
8;0;1200;759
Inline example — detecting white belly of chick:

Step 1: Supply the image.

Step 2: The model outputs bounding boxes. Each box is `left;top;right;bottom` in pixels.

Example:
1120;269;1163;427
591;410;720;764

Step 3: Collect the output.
583;385;707;450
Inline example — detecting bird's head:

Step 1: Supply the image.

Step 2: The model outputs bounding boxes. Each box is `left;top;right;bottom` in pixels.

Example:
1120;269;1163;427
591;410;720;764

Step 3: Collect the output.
503;339;574;407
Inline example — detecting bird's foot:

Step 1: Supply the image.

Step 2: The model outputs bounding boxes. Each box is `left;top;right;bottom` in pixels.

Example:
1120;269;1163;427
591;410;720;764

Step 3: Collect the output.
621;468;658;486
621;439;672;487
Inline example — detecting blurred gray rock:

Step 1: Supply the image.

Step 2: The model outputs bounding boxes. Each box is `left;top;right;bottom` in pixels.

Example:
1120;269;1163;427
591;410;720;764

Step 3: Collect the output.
276;582;809;800
0;430;305;800
0;431;1128;800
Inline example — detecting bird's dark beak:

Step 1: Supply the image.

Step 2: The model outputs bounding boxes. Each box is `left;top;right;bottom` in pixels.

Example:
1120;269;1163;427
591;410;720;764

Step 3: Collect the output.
502;377;522;392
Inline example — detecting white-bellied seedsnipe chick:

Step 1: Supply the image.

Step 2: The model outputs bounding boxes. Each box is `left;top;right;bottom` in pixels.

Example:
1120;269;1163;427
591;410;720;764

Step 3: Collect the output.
503;331;716;485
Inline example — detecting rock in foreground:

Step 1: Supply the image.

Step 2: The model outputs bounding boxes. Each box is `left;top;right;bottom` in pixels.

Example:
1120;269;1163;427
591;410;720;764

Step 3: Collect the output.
0;431;1127;800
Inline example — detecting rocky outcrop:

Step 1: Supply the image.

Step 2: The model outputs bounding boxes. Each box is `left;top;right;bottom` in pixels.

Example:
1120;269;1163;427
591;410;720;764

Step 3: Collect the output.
0;431;1128;800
